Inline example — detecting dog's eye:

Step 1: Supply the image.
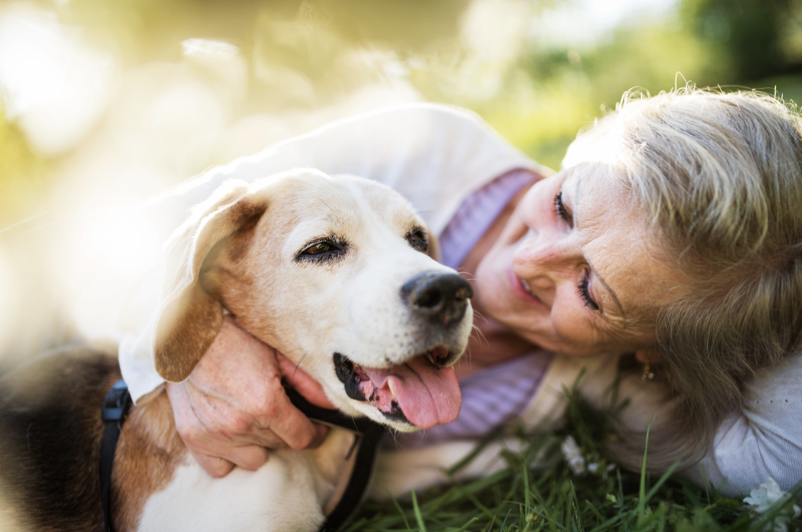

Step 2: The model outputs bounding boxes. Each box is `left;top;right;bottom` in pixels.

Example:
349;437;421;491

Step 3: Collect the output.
406;228;429;253
304;243;330;255
296;238;348;264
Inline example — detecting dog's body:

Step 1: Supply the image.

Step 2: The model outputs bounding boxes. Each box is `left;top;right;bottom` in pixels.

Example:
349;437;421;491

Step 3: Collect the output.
0;170;474;532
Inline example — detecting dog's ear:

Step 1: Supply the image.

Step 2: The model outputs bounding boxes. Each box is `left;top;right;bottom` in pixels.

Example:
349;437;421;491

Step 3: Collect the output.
426;228;441;263
153;180;268;382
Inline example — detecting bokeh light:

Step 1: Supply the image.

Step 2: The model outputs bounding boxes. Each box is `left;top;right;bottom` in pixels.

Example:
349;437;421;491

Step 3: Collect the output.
0;0;801;365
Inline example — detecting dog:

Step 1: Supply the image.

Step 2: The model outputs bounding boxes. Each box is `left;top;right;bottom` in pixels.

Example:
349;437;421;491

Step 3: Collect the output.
0;169;474;532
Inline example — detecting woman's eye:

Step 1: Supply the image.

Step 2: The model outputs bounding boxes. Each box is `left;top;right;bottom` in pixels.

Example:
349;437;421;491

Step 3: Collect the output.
554;191;570;223
304;242;330;255
406;228;429;253
578;275;600;311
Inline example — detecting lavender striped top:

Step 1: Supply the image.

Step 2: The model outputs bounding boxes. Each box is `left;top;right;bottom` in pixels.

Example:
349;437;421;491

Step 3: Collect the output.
389;169;554;449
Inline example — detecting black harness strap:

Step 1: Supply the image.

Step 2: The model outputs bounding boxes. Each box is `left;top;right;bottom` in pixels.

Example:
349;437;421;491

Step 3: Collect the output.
100;381;385;532
100;380;133;532
282;387;386;532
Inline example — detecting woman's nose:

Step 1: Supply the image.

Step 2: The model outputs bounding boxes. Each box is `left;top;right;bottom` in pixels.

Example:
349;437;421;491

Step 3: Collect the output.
513;231;577;281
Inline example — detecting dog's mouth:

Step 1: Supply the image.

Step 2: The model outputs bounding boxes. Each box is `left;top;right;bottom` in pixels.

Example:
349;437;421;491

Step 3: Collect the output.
333;349;461;429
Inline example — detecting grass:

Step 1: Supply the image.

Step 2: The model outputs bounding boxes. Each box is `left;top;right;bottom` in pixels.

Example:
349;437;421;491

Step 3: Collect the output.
346;387;802;532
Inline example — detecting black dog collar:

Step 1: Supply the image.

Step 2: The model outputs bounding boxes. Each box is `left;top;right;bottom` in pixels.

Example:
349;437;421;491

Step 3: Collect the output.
282;386;386;532
100;380;133;532
99;381;384;532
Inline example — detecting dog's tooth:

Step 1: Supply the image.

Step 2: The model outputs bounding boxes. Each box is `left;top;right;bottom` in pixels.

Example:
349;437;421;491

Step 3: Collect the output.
388;379;397;400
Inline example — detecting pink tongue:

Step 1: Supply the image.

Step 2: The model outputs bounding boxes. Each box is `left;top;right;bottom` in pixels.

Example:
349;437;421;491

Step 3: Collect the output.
360;356;461;429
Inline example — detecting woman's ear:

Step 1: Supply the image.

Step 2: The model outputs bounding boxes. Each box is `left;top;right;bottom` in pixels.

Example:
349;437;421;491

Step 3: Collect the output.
153;180;268;382
635;349;662;365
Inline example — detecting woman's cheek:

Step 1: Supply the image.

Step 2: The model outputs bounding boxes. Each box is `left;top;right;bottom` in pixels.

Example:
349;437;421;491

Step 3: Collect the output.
548;296;600;356
498;210;529;249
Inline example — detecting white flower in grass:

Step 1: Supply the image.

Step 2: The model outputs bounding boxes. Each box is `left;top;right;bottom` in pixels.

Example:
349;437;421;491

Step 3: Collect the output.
561;436;585;475
743;478;801;532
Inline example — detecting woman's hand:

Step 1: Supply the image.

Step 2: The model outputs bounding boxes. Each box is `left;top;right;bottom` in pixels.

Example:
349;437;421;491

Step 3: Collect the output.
165;316;334;478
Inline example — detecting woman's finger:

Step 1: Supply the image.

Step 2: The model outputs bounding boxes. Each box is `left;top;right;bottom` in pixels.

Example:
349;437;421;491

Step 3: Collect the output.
264;388;330;450
189;451;235;479
216;444;270;472
237;427;289;449
276;351;336;409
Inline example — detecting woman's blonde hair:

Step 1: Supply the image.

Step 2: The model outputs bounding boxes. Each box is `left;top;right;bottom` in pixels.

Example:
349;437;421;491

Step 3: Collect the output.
565;87;802;470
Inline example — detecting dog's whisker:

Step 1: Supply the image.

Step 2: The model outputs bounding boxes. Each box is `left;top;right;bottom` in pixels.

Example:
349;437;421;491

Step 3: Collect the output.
471;308;488;323
470;323;489;349
292;353;310;378
455;268;476;276
387;428;403;449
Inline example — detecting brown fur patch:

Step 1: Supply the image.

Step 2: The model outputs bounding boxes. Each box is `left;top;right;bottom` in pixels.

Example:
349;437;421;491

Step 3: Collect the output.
154;288;224;382
0;350;120;532
113;394;187;532
154;198;267;382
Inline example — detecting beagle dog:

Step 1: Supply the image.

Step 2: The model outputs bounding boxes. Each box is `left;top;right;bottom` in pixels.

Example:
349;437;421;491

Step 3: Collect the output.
0;169;473;532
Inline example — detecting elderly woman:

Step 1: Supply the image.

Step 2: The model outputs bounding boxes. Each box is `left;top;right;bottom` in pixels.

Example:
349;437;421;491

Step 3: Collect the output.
116;88;802;497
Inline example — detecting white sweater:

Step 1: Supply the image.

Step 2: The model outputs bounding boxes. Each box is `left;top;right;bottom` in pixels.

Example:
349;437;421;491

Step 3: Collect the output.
98;103;800;498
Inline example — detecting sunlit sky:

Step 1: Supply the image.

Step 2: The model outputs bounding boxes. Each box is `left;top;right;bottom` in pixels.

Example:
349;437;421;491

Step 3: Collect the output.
0;0;705;359
0;0;683;155
530;0;679;48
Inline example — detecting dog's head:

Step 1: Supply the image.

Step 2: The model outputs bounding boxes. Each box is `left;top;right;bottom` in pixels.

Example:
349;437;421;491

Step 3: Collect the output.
151;169;473;431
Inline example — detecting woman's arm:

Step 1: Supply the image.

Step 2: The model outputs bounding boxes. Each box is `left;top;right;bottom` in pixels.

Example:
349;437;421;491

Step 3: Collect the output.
683;354;802;496
165;316;333;477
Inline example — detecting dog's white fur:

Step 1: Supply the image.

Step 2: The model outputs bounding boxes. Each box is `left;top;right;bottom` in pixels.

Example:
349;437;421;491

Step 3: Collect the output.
121;169;473;531
139;429;357;531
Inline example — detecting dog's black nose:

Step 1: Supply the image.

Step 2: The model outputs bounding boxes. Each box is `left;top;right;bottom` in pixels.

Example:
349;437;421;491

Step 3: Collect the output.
402;271;473;326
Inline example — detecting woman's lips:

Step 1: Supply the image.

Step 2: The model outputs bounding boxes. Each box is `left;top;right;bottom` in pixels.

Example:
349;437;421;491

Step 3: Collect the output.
508;267;545;306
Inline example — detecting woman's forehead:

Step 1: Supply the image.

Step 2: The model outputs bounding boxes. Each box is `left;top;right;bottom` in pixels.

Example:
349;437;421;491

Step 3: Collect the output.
562;161;626;191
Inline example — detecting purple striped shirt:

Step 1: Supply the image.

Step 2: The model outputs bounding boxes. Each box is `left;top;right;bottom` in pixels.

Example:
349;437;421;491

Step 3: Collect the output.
388;169;554;449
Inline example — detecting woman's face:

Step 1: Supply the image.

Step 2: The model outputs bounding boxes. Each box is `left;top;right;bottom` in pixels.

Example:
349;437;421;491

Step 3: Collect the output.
474;163;682;357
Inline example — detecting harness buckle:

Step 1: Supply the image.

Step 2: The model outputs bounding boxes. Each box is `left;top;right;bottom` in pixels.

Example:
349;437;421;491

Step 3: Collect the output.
101;380;131;422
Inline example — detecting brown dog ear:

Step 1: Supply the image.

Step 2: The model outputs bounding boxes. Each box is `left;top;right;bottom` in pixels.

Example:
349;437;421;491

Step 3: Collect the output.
153;180;268;382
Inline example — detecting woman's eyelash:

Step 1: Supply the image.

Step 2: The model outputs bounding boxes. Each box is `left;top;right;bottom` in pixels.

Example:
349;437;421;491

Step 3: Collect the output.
554;191;570;222
578;276;600;311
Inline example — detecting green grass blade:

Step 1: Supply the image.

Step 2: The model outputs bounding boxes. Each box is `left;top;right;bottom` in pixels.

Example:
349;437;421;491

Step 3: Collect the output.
411;490;427;532
386;488;412;530
584;500;605;525
523;454;532;512
636;415;655;527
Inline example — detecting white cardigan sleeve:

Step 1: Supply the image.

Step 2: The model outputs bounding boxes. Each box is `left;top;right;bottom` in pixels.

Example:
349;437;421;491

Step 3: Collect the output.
110;103;539;403
523;353;802;498
682;354;802;497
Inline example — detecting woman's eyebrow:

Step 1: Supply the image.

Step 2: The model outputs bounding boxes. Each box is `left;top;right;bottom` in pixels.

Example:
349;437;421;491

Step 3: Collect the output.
588;259;626;318
573;177;626;318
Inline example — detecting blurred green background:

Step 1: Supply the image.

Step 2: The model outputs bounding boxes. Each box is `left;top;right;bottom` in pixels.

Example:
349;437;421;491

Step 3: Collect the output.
2;0;802;227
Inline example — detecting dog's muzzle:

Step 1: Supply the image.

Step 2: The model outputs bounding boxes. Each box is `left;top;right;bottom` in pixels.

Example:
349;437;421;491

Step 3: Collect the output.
332;348;461;429
401;271;473;327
